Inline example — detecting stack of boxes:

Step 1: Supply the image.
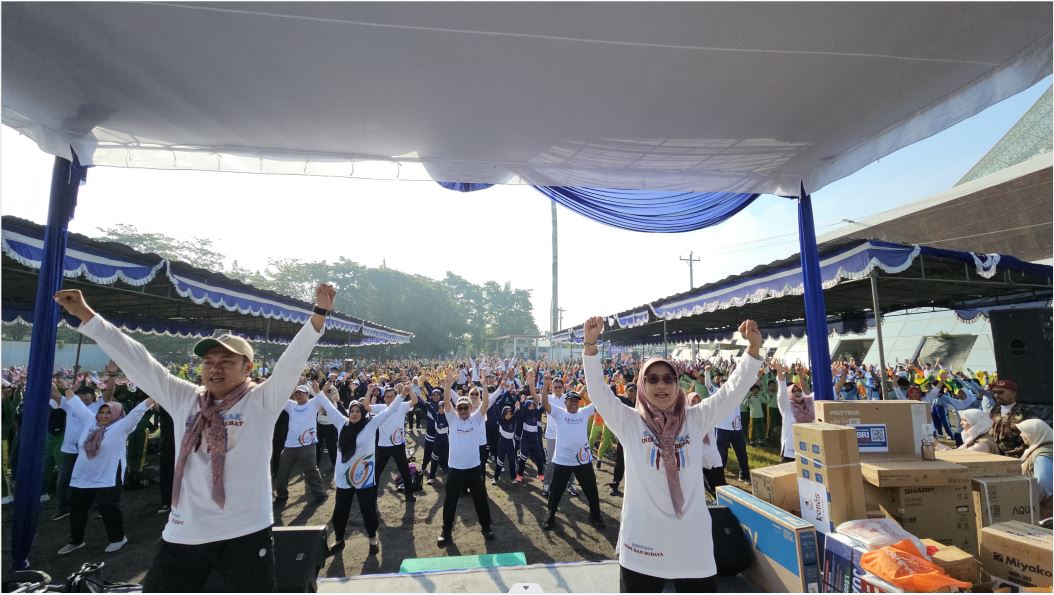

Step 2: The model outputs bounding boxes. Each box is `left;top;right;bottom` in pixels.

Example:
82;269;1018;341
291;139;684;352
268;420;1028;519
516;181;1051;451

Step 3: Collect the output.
792;422;866;534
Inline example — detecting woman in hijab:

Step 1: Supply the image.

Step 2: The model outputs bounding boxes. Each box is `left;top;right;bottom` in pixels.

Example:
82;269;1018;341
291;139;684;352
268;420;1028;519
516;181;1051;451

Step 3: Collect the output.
772;359;814;463
582;316;763;593
956;409;999;454
51;379;153;556
1017;419;1053;520
319;393;406;556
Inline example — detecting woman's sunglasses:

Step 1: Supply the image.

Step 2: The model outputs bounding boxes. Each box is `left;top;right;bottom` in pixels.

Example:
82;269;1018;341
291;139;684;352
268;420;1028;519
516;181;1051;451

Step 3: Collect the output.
645;374;676;385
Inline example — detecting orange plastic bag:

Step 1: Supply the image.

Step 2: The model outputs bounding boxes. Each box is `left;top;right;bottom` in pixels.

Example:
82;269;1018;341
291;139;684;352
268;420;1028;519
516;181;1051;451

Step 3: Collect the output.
860;539;972;592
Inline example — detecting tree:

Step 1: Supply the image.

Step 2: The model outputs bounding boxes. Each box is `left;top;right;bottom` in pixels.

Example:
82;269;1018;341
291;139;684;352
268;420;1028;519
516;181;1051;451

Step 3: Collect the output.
95;224;226;270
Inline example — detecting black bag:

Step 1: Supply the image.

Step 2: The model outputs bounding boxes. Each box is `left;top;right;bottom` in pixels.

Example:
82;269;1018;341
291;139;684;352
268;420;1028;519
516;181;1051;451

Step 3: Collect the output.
65;563;141;593
709;505;754;576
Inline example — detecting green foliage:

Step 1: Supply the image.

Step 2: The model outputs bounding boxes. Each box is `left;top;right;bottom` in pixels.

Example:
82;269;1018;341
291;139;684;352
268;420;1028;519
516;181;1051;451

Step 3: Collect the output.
91;225;539;357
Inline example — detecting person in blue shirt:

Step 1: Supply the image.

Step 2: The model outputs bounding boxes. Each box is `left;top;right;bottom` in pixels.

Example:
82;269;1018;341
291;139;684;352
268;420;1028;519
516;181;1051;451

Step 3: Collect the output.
492;406;519;485
420;389;443;481
515;396;546;482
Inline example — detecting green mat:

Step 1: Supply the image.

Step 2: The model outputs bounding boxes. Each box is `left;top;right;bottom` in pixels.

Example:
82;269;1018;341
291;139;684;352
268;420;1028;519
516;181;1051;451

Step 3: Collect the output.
399;552;527;574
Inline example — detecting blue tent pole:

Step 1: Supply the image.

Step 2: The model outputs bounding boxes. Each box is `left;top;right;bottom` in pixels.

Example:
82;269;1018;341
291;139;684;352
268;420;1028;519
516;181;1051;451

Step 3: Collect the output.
11;154;84;571
797;182;834;400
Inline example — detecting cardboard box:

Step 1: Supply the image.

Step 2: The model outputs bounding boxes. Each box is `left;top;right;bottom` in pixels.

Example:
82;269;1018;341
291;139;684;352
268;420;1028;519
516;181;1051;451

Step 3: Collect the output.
864;483;977;555
919;538;987;585
716;485;822;593
752;462;800;515
979;521;1053;588
794;423;867;534
859;457;971;488
934;450;1023;477
794;422;861;466
972;476;1037;538
815;401;932;455
822;532;874;593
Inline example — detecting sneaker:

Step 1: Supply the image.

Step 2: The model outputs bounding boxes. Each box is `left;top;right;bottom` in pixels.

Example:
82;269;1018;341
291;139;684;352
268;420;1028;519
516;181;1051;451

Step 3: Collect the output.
156;505;171;514
609;487;622;497
482;528;495;540
329;540;346;555
314;493;329;505
542;516;555;531
541;487;550;497
368;541;380;556
57;542;85;556
0;496;13;505
405;493;417;503
596;460;602;470
490;479;498;486
514;475;524;484
536;474;544;482
39;494;50;503
426;478;435;485
437;533;451;548
51;510;70;521
104;537;128;553
273;496;288;506
590;516;607;529
567;484;579;497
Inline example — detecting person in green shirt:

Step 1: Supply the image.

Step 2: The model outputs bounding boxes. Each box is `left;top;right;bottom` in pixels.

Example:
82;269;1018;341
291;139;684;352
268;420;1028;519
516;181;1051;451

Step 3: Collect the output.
745;384;766;446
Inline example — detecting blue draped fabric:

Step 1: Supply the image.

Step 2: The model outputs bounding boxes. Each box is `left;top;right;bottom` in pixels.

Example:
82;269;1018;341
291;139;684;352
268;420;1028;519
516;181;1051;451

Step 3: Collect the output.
797;185;834;400
533;186;759;233
13;155;85;571
437;181;494;192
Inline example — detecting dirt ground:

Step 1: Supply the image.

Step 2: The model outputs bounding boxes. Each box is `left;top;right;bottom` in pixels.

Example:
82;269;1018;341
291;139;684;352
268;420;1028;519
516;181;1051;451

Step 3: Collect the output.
2;430;757;587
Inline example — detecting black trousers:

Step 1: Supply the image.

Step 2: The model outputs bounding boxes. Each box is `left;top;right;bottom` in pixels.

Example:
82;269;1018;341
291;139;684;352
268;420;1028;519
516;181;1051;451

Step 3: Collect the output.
516;432;546;477
428;437;449;479
442;466;491;536
142;527;276;593
619;565;717;593
547;463;601;519
374;444;413;496
422;435;436;476
316;424;338;468
702;466;726;497
331;485;379;541
716;428;750;481
159;411;175;507
69;483;124;544
494;438;517;481
612;442;626;486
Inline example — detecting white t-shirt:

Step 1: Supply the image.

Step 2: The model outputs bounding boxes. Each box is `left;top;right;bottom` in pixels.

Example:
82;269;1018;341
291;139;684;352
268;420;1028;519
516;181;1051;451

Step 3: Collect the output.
446;408;485;469
319;396;405;490
713;409;742;431
62;397;151;488
583;352;762;579
543;393;568;439
53;398;104;454
373;400;412;447
283;396;325;448
317;400;336;426
78;315;322;546
548;403;596;466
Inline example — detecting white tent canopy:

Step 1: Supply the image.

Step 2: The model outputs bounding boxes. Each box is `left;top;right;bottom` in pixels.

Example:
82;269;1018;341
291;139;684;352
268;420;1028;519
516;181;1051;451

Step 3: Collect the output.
2;2;1051;194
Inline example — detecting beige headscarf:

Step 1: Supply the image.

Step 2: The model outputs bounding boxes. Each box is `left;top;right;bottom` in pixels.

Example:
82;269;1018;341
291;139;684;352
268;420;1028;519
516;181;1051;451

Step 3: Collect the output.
1018;418;1053;472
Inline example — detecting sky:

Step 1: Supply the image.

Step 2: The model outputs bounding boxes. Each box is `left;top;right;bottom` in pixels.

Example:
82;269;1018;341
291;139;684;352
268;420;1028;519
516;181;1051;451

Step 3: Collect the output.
1;77;1050;335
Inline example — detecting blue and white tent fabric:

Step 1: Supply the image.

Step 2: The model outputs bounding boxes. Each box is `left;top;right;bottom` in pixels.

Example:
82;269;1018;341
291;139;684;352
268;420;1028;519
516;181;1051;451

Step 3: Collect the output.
2;228;165;286
653;241;920;320
1;217;413;345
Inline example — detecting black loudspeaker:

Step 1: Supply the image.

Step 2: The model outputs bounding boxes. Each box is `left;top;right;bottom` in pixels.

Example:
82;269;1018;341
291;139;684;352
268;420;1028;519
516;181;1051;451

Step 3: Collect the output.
273;525;329;593
709;505;754;576
990;309;1053;406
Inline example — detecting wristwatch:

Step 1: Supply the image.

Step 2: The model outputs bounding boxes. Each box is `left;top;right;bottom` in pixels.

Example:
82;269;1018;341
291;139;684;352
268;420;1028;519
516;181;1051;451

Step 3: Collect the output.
312;305;331;317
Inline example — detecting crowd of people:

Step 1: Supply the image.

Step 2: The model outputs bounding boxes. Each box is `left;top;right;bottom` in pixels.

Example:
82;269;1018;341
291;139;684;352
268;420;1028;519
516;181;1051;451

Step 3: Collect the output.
0;286;1048;592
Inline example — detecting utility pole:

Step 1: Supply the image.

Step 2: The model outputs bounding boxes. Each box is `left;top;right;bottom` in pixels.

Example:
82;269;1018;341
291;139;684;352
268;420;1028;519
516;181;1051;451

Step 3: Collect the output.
557;307;566;331
550;202;559;338
680;251;701;289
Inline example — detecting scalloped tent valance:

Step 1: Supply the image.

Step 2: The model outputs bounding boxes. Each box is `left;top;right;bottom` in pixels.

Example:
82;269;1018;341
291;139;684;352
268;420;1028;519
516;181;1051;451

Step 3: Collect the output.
0;216;412;345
